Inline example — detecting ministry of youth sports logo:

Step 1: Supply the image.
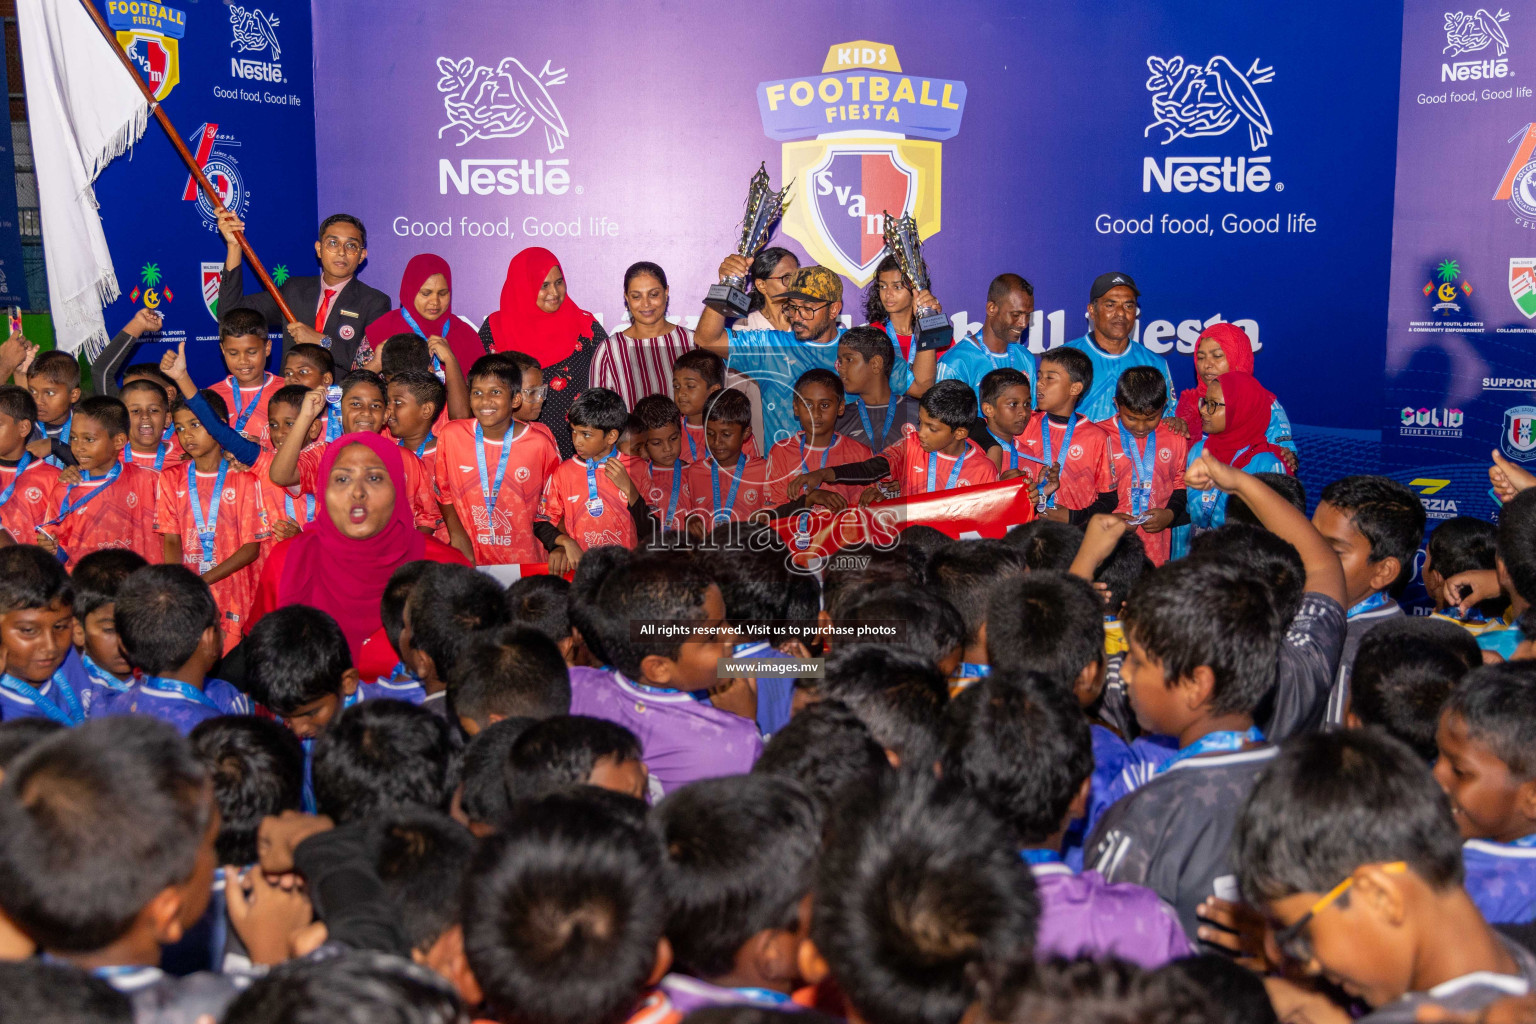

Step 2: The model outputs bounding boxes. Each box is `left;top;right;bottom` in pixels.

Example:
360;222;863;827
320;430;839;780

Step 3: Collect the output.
436;57;570;152
1145;55;1275;151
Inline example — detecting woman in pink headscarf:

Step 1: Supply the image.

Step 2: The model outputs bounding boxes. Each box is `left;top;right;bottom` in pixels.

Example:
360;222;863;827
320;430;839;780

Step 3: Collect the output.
1173;322;1297;469
360;253;484;378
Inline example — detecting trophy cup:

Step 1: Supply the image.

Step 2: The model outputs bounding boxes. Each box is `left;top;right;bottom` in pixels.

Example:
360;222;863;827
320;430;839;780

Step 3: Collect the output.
705;163;793;319
882;210;953;351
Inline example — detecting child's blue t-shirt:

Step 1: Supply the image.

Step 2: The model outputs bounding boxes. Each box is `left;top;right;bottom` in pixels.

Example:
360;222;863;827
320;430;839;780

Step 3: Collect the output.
94;677;250;735
0;647;109;724
1463;838;1536;924
728;641;796;738
1185;439;1288;530
1062;724;1136;871
1477;625;1524;661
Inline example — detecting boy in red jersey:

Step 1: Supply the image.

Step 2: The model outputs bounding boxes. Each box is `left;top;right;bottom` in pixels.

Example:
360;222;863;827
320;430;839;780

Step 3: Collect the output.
120;379;176;472
765;368;871;514
35;396;159;568
435;354;560;565
386;369;458;547
634;394;692;529
1099;365;1188;565
1017;347;1116;523
207;307;282;446
681;389;770;531
0;385;58;544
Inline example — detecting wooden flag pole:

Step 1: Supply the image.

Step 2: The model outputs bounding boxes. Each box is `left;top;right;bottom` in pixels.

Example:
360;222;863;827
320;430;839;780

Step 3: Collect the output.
74;0;297;323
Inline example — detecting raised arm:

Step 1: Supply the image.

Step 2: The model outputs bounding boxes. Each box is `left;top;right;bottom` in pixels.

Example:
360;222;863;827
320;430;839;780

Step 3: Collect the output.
160;341;261;465
693;253;752;358
270;389;326;488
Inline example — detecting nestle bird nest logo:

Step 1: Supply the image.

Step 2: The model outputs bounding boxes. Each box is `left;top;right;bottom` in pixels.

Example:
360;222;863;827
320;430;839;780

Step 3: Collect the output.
436;56;570;152
1141;54;1279;195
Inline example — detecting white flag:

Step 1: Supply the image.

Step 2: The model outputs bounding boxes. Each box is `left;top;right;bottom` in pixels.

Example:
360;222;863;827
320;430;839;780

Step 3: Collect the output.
17;0;148;356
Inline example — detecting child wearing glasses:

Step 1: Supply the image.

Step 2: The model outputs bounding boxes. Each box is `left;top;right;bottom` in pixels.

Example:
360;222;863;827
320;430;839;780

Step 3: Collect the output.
1183;370;1291;532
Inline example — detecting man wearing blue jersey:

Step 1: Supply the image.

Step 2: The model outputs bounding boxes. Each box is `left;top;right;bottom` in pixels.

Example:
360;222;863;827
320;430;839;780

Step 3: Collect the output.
936;273;1036;405
1064;273;1180;431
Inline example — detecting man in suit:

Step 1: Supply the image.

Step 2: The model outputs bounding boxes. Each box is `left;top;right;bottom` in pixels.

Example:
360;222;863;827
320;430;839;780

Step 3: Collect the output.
216;210;392;370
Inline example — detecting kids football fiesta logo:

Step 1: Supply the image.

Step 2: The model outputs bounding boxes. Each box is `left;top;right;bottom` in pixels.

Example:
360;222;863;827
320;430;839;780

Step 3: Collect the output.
108;1;184;102
756;42;967;286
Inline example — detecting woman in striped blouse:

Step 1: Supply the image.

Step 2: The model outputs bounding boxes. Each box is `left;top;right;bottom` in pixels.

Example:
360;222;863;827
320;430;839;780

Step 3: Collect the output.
590;261;694;411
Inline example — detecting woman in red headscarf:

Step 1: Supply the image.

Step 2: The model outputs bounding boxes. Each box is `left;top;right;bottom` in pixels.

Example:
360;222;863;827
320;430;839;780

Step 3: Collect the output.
1173;323;1297;470
360;253;484;378
1186;370;1293;530
479;247;606;458
247;432;468;665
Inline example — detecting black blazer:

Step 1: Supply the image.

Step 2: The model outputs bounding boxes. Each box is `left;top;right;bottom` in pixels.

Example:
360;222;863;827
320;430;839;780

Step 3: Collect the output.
219;267;391;371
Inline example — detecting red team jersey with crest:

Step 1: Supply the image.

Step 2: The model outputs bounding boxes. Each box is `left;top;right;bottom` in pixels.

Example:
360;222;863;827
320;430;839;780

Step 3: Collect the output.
681;454;771;525
880;431;1000;497
123;440;182;473
397;436;450;544
1016;413;1115;511
0;458;60;543
767;433;874;508
297;438;442;534
1099;416;1188;565
537;453;653;550
643;462;693;529
209;373;283;446
434;419;560;564
680;418;760;464
42;463;161;568
155;463;269;650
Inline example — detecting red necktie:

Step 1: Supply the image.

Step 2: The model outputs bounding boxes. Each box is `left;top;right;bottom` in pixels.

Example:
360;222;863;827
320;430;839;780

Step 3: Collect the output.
314;288;335;333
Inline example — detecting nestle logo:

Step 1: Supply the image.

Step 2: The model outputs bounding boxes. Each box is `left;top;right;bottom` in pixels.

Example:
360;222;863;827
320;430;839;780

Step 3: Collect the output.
231;58;282;82
1441;57;1510;80
438;158;570;197
1142;156;1273;193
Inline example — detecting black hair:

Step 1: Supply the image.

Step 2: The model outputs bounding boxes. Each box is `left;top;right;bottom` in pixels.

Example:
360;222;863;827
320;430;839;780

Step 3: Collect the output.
926;540;1027;645
1427;517;1502;617
621;412;645;439
1319;475;1427;591
1158;954;1280;1024
222;950;463;1024
313;700;459;823
673;348;726;390
1000;518;1081;570
1352;617;1480;762
838;324;896;381
918;378;977;431
651;774;822;980
0;960;133;1024
1115;364;1169;417
189;715;304;864
986;272;1034;304
0;545;73;616
978;957;1216;1024
1096;531;1153;617
30;350;80;387
1040;346;1093;394
468;353;524;392
863;254;907;325
795;366;844;400
1443;660;1536;780
1236;730;1463;902
75;394;127;437
169;388;229;423
372;808;476;954
463;790;667;1024
985;571;1105;693
584;549;716;680
505;573;573;649
841;583;966;671
1498;489;1536;605
710;526;815;647
340;368;387;401
979;367;1031;410
381;561;430;660
900;524;952;582
121;362;175;391
752;699;889;813
1123;559;1280;717
119;378;167;404
318;212;368;248
268;382;311;415
0;383;37;430
1226;471;1308;524
944;670;1094;845
245;604;353;715
284;342;335;380
0;718;64;770
451;625;570;729
380;332;431;377
821;547;911;623
813;772;1039;1024
492;349;542;385
114;565;218;675
218;307;267;343
703;386;751;429
566;386;629;432
0;717;211;952
389;369;448;421
504;716;642;800
458;717;536;828
70;549;146;619
1188;523;1306;628
622;260;668;294
407;563;512;683
821;645;948;768
633;393;683;432
566;546;632;670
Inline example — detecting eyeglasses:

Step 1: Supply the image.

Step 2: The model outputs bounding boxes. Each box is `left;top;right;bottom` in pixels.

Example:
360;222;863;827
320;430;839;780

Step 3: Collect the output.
322;237;363;255
757;272;796;288
521;385;549;400
1198;397;1226;414
1272;862;1408;963
783;300;830;318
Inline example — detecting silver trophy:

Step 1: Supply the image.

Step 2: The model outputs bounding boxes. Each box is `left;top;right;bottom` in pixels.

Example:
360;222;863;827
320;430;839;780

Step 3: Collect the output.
882;210;953;351
705;163;793;319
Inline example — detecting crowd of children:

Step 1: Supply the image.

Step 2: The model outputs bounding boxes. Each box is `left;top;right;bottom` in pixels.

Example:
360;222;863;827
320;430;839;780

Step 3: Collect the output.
3;267;1536;1024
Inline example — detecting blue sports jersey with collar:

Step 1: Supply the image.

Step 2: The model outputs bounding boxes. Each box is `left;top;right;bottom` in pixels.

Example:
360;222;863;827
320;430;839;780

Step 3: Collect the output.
1267;399;1297;451
0;648;104;723
936;332;1036;406
727;326;917;448
1062;724;1136;871
1183;438;1286;530
1063;333;1176;423
1463;838;1536;924
93;677;250;735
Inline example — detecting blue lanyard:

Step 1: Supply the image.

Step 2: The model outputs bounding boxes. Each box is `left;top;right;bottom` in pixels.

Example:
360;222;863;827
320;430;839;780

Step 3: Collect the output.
925;446;968;493
399;308;446;378
51;463;121;524
1038;415;1077;509
228;375;267;433
584;453;612;518
1513;834;1536;849
664;464;682;522
0;669;84;725
475;422;513;521
710;453;747;521
0;452;33;505
1157;727;1264;776
325;403;343;442
1118;420;1156;515
955;661;991;680
797;432;837;473
187;461;230;568
58;413;71;445
413;434;433;459
82;655;131;693
683;420;700;461
853;396;899;449
152;442;168;472
285;492;316;524
1021;848;1062;865
1347;592;1392;619
142;676;223;711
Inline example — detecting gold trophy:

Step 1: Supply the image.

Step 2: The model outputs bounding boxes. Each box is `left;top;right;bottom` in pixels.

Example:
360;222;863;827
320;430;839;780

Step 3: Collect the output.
705;163;793;319
882;210;953;351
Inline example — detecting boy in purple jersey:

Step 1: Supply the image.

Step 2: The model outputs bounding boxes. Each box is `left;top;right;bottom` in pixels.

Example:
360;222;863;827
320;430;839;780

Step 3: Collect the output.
95;566;249;734
69;549;147;712
943;671;1191;966
1434;663;1536;924
0;546;103;724
448;625;571;736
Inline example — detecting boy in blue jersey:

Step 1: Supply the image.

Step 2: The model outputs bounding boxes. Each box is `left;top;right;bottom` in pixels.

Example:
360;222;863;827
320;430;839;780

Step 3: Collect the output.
936;273;1036;405
0;545;101;724
95;565;249;734
69;549;147;712
1434;663;1536;924
245;605;362;739
832;325;920;451
1063;272;1177;425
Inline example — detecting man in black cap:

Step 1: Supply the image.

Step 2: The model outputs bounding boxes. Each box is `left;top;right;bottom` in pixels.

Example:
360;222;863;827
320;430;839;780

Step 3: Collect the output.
1062;272;1179;429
